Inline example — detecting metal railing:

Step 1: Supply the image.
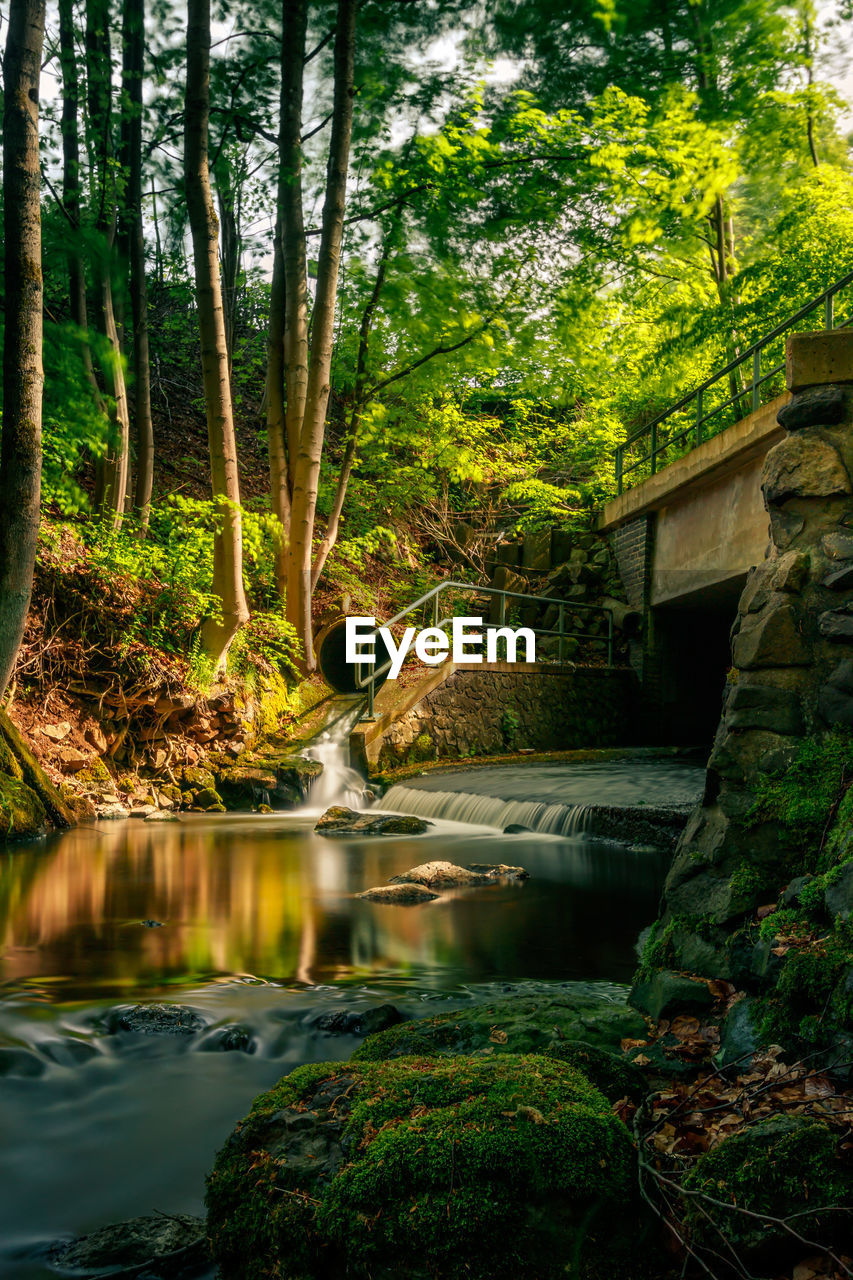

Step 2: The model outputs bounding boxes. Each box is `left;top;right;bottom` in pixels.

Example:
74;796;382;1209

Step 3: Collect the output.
614;268;853;495
355;579;614;719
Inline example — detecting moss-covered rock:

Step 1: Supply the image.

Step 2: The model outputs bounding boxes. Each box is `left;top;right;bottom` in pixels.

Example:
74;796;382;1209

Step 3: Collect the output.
206;1054;645;1280
353;991;647;1062
0;773;47;839
684;1116;852;1258
544;1040;649;1104
182;765;216;791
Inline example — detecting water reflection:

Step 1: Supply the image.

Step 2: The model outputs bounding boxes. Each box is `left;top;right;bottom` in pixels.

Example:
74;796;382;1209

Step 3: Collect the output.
0;814;668;999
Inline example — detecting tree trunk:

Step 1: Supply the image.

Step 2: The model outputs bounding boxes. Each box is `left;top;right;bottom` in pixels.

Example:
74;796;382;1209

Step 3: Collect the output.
58;0;102;407
86;0;131;526
215;164;241;365
120;0;155;530
0;0;46;701
285;0;357;667
184;0;250;669
266;206;291;596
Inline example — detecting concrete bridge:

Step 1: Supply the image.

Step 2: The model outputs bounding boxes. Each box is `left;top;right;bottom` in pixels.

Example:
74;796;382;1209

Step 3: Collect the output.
599;319;853;741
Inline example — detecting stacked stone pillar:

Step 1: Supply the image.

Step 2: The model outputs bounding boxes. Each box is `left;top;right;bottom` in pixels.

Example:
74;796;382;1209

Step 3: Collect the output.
660;331;853;975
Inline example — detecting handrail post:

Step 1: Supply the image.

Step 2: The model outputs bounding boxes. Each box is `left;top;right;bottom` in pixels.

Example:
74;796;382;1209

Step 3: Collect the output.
616;445;623;495
607;611;613;667
650;421;658;475
752;347;760;413
558;603;564;665
432;592;439;627
826;292;835;330
367;673;374;719
695;389;703;446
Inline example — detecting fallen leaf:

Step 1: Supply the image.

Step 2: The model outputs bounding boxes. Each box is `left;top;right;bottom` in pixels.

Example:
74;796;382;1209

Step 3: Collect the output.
489;1027;507;1045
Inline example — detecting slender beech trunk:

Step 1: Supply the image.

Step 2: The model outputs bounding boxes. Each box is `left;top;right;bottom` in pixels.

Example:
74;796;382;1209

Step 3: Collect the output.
185;0;250;668
0;0;46;700
215;166;241;364
266;205;291;596
285;0;357;667
119;0;154;528
86;0;131;524
310;226;396;590
58;0;103;410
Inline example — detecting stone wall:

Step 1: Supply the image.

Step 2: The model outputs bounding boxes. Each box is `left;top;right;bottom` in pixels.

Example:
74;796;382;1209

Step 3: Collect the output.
610;515;654;612
658;332;853;973
371;665;637;772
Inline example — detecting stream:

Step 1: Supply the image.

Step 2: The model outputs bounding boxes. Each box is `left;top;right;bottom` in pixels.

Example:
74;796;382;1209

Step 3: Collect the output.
0;754;704;1277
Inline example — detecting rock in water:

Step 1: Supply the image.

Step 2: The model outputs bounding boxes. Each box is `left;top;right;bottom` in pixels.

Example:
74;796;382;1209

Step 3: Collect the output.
389;860;529;889
313;1004;403;1037
206;1056;639;1280
104;1003;206;1036
356;883;439;904
48;1212;207;1278
389;860;486;888
315;807;430;836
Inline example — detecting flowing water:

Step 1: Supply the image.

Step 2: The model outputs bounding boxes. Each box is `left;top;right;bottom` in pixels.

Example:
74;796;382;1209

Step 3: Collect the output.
382;758;706;834
0;754;703;1277
302;697;367;809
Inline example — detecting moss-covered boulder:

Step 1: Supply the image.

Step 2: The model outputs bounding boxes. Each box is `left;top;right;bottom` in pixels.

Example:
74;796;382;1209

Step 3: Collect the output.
353;991;647;1061
684;1116;853;1258
206;1054;644;1280
0;773;47;839
545;1040;649;1104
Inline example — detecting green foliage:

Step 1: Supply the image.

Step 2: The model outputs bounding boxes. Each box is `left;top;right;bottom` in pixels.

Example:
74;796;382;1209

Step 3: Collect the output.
501;706;520;750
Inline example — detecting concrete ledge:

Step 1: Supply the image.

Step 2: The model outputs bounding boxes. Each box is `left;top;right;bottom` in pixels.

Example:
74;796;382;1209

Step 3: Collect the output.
599;392;789;531
787;330;853;392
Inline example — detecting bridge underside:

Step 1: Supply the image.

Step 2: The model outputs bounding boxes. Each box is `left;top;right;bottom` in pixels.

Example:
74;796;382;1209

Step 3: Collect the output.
600;394;787;746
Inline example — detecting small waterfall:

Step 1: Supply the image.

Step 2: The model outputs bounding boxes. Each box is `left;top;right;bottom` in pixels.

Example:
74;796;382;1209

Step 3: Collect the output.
379;784;594;836
303;700;366;809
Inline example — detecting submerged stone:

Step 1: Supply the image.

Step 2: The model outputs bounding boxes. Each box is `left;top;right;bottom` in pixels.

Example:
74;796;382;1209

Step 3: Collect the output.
206;1055;643;1280
313;1003;403;1037
356;883;439;904
48;1212;207;1278
105;1003;206;1036
197;1024;255;1054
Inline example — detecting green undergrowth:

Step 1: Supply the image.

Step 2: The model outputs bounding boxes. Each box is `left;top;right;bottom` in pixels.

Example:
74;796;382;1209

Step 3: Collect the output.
747;729;853;867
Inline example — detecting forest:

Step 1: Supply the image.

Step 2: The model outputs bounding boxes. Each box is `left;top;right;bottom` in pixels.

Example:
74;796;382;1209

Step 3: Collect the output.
3;3;853;1280
0;0;851;708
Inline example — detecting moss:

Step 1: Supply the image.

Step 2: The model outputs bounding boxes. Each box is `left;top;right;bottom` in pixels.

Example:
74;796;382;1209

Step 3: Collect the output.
206;1055;643;1280
747;730;853;865
758;933;853;1045
116;773;137;792
255;671;293;738
0;773;47;839
684;1117;852;1257
412;732;434;762
182;766;215;790
352;992;647;1062
544;1041;648;1104
76;757;113;787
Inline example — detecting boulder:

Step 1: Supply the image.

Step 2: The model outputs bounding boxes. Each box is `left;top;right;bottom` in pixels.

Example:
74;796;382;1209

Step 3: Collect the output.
822;530;853;560
353;991;647;1061
206;1056;641;1280
389;860;527;889
104;1003;206;1036
725;683;803;735
777;384;848;431
313;1004;403;1037
761;434;851;505
356;883;439;904
544;1040;648;1104
628;970;714;1022
197;1025;256;1054
825;861;853;922
684;1117;852;1259
819;609;853;641
47;1213;207;1279
316;807;430;837
732;604;809;669
715;996;761;1070
823;563;853;590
